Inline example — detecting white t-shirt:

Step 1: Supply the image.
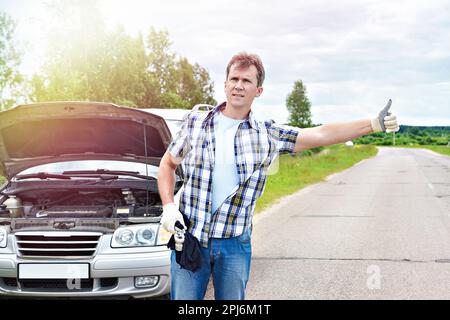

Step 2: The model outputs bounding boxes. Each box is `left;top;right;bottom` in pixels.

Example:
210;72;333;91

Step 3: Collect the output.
211;112;243;214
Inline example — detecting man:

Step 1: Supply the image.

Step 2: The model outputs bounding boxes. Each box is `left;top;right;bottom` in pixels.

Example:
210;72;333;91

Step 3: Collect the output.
157;52;399;300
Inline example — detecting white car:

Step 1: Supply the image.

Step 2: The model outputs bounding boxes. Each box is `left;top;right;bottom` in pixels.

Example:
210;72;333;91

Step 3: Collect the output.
0;102;186;299
143;104;214;136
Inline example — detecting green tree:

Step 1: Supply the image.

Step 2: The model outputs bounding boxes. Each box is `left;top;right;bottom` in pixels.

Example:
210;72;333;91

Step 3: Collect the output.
145;27;177;107
169;57;216;108
286;80;312;128
31;0;106;101
192;62;216;106
145;29;216;108
408;127;420;136
31;2;216;109
101;27;150;106
0;12;24;110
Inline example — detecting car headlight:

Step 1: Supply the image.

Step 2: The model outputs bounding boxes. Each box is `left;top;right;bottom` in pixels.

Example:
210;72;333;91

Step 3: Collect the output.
111;224;162;248
0;227;8;248
136;228;154;245
116;229;134;246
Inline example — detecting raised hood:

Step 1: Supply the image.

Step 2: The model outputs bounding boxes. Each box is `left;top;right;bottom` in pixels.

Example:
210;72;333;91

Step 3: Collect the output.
0;102;172;179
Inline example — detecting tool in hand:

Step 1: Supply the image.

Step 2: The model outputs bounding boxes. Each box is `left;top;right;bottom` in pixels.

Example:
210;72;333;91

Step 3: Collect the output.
174;220;186;252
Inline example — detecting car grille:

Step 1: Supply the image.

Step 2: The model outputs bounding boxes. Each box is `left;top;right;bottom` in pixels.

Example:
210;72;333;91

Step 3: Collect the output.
1;277;118;292
20;279;94;291
15;231;102;258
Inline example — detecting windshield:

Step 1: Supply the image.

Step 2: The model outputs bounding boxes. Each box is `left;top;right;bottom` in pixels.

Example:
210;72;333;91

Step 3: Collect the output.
18;160;159;179
165;119;184;136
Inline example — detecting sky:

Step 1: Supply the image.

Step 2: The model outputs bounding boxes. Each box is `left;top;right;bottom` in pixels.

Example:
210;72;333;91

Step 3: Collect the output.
1;0;449;126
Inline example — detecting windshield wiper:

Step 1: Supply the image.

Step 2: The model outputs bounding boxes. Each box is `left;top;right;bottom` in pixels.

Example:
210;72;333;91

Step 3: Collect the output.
62;169;156;180
16;172;72;180
16;172;119;181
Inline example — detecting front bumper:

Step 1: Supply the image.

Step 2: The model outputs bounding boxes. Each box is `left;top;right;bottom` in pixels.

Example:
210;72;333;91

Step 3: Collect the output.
0;244;171;298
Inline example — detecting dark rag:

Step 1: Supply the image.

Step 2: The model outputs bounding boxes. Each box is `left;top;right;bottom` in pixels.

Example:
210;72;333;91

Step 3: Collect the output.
166;214;203;272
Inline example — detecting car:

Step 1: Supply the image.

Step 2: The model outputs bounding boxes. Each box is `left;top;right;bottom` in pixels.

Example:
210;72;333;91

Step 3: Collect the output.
143;104;215;135
0;101;186;299
142;108;189;136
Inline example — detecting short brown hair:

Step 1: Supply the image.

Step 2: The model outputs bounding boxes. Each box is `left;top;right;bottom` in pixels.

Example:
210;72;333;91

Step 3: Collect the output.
226;52;265;87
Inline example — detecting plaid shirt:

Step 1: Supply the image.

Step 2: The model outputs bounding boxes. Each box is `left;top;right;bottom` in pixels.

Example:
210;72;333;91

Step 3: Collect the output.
168;103;300;247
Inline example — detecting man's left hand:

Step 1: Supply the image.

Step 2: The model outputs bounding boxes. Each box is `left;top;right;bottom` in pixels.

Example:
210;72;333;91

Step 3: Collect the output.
371;99;400;133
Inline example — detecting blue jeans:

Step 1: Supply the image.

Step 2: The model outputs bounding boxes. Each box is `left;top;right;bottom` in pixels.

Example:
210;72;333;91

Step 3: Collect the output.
170;228;252;300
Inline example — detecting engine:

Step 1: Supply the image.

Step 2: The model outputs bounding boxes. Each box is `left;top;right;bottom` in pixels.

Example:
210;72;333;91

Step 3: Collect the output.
0;188;163;219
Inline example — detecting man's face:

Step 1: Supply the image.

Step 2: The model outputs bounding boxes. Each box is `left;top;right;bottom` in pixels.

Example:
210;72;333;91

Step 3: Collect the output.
224;64;263;111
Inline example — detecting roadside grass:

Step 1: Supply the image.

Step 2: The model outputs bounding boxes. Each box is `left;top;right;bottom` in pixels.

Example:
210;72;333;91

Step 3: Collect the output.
383;144;450;157
255;144;378;213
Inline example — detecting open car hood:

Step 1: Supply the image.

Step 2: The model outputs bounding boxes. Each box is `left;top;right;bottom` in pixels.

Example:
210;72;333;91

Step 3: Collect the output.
0;102;173;179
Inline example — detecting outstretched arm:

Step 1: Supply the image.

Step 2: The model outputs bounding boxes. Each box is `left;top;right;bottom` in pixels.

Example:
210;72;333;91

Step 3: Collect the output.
294;119;373;152
294;99;399;152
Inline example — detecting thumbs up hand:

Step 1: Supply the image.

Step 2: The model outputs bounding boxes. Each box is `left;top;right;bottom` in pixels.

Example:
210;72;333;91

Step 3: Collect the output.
371;99;400;133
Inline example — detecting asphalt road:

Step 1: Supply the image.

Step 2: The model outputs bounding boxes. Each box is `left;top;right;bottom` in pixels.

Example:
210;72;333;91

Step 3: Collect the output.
205;147;450;299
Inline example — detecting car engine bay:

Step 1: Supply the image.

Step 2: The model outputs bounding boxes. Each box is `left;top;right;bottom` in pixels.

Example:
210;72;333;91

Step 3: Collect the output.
0;187;164;232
